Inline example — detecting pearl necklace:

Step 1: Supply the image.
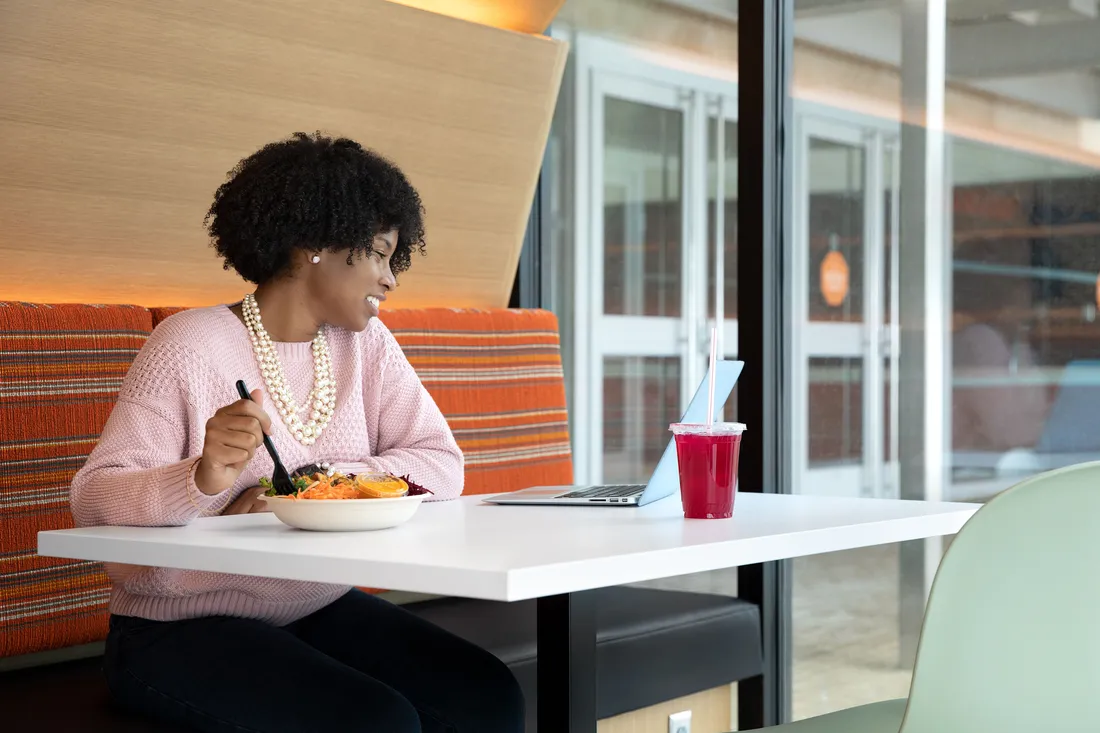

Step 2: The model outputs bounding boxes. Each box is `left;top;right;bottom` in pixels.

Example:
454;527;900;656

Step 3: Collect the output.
241;293;336;446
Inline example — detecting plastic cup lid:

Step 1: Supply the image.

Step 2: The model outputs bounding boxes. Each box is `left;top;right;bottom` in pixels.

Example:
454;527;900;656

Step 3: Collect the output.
669;422;747;435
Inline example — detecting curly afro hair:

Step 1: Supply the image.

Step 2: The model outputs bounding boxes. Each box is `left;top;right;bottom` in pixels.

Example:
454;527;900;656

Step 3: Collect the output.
204;132;426;285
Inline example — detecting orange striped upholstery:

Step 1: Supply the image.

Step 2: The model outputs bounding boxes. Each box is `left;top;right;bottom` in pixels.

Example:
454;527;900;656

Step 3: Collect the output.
149;307;186;329
156;306;575;494
0;302;571;658
0;303;152;658
380;308;573;494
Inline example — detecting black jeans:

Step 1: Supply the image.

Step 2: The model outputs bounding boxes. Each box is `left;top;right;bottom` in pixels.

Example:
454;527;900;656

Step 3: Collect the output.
104;590;524;733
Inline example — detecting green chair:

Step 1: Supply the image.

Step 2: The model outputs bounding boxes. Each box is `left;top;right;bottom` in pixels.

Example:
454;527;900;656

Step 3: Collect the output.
749;461;1100;733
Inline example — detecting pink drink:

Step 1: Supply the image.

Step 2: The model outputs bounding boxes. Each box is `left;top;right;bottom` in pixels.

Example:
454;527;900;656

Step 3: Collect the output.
669;423;746;519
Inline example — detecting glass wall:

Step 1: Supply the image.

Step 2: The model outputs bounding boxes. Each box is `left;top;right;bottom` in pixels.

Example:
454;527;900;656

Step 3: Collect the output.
950;138;1100;487
546;2;744;728
547;0;740;487
792;0;1100;722
546;0;1100;725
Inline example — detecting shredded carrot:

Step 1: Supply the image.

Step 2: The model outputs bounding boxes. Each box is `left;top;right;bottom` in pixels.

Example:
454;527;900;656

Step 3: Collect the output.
282;471;407;500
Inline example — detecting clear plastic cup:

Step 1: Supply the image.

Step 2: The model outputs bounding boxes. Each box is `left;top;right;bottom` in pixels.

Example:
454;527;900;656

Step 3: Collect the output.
669;422;747;519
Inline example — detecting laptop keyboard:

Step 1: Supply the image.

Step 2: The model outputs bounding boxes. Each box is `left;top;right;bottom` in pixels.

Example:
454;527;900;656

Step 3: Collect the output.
561;484;646;499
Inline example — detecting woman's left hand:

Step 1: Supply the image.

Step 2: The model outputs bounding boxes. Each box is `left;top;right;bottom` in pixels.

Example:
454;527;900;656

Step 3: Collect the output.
223;486;271;515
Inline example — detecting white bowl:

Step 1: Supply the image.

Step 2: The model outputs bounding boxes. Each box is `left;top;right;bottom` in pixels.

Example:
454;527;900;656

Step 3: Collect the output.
256;493;425;532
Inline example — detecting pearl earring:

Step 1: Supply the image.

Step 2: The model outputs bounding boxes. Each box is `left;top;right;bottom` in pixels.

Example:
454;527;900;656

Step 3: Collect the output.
310;255;321;264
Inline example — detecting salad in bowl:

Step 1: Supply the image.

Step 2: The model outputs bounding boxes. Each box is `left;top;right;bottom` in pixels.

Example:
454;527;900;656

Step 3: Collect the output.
256;470;432;531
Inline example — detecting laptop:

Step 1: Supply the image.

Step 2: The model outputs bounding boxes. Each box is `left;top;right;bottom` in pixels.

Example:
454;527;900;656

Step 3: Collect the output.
484;360;743;507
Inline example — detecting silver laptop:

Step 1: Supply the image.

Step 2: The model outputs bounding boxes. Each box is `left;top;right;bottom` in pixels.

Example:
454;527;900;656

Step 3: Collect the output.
484;360;743;507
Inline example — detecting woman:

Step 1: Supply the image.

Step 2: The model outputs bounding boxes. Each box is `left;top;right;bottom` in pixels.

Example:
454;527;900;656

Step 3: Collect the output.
70;132;524;732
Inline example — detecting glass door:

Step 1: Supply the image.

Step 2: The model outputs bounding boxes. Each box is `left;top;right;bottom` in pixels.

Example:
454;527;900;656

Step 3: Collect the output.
793;115;899;499
575;71;737;485
586;74;690;485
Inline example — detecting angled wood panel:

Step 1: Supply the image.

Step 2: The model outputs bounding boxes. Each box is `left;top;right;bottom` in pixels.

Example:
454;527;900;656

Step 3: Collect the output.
0;0;566;307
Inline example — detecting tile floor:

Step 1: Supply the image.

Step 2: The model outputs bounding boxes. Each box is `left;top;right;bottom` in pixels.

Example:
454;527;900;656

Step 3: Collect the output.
635;542;917;727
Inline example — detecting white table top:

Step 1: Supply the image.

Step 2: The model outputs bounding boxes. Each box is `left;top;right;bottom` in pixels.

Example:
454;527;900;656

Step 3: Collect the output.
38;493;978;602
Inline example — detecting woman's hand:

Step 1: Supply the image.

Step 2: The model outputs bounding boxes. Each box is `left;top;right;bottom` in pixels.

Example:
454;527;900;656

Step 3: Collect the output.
194;389;272;496
222;486;272;515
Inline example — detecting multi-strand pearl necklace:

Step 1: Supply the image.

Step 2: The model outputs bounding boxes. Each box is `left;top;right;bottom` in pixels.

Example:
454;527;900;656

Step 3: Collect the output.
241;293;336;446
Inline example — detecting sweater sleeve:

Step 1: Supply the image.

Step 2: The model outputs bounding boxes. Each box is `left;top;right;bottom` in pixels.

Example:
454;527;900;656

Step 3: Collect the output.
70;401;226;527
353;324;465;501
70;343;230;528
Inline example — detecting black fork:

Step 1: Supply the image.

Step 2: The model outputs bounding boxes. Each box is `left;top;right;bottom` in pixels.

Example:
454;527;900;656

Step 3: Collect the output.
235;380;295;495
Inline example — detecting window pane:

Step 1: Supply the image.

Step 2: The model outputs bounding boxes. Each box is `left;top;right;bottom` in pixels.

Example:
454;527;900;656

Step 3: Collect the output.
603;98;683;318
602;356;681;484
795;0;1100;721
807;138;865;323
951;138;1100;475
808;357;864;467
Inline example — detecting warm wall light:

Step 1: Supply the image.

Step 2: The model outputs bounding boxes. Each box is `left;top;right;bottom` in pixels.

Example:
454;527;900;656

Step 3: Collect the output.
386;0;564;34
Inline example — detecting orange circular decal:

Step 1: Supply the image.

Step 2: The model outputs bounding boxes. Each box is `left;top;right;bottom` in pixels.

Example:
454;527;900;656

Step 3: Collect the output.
820;251;850;307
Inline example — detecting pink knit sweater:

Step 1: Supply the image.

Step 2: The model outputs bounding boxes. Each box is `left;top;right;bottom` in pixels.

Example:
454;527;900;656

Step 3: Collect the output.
70;305;464;625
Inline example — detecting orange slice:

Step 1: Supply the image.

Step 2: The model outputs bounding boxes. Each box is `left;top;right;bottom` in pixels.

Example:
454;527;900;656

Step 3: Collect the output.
354;473;409;498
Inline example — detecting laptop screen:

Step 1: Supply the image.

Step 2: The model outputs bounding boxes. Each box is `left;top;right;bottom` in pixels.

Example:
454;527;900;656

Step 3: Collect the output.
639;360;744;504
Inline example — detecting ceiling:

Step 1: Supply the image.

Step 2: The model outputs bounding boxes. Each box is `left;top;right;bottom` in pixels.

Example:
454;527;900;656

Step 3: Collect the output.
663;0;1100;118
798;0;1100;118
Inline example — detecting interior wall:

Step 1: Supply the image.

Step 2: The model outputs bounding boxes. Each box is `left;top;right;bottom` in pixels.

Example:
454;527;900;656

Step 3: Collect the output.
0;0;566;307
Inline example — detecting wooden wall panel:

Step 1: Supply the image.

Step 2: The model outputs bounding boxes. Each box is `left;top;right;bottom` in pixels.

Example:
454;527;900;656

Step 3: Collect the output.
0;0;567;307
